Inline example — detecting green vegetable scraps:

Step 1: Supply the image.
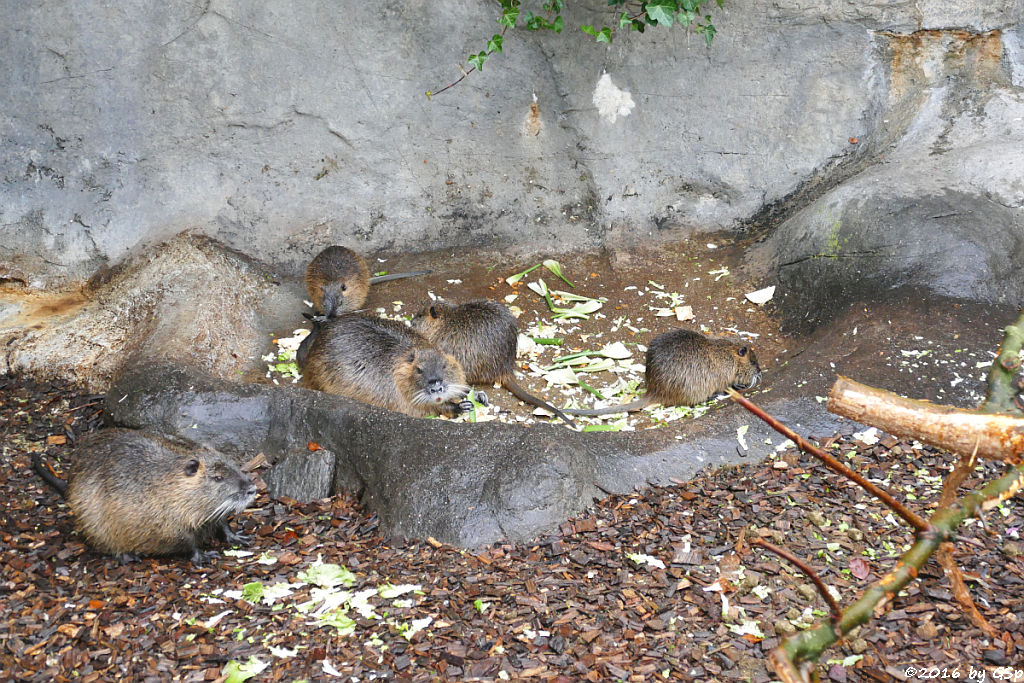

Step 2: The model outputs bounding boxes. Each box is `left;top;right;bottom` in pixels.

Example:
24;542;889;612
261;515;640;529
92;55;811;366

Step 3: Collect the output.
505;258;573;287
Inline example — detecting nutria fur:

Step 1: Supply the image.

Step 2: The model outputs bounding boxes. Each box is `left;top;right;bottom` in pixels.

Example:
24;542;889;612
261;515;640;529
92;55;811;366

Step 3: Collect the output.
563;328;761;416
299;314;472;418
32;429;256;563
411;299;576;427
305;245;430;318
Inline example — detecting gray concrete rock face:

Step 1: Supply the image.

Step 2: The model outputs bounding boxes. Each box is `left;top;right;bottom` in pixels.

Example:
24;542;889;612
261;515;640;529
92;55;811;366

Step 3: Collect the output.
5;0;1021;291
746;30;1024;331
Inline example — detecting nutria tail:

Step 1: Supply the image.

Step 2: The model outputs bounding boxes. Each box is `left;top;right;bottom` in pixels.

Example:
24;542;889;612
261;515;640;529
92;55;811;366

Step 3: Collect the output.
31;454;67;497
562;397;651;417
503;378;577;428
369;270;432;284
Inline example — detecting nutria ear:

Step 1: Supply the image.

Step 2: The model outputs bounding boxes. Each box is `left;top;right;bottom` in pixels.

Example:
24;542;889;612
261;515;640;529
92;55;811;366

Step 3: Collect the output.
184;459;201;477
406;350;416;363
429;306;438;319
737;346;748;357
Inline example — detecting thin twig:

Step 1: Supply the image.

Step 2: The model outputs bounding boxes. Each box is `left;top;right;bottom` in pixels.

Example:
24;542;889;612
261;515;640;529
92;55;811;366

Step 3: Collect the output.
428;25;510;98
751;539;841;622
727;389;930;532
936;544;996;636
64;401;101;413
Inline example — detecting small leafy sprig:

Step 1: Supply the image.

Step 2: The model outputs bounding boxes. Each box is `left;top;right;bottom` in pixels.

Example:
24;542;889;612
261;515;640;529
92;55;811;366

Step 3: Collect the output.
428;0;722;98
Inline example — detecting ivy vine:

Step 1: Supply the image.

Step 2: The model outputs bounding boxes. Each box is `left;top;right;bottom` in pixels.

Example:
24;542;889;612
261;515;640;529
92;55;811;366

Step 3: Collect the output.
428;0;724;98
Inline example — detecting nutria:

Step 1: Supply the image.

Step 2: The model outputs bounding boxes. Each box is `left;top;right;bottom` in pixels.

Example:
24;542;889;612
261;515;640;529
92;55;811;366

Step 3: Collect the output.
306;245;431;317
411;299;577;427
299;314;473;418
563;328;761;416
32;429;256;564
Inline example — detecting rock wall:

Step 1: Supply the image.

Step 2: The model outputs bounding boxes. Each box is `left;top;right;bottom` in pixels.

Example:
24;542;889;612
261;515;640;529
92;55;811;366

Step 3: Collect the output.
3;0;1021;304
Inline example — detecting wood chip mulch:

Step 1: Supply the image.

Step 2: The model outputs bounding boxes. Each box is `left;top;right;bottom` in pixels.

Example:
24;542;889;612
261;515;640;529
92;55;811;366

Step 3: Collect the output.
2;375;1022;682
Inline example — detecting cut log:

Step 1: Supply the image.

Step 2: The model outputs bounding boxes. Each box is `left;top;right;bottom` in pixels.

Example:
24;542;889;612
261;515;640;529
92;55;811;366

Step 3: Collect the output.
827;376;1024;462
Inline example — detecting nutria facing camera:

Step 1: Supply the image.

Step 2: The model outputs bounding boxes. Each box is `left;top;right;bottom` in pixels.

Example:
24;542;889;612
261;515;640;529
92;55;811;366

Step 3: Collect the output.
32;429;256;564
305;245;430;317
299;313;473;418
563;328;761;416
411;299;577;427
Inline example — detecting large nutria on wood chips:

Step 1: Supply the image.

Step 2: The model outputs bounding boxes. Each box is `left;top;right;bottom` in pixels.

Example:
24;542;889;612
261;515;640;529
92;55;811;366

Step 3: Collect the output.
33;429;256;564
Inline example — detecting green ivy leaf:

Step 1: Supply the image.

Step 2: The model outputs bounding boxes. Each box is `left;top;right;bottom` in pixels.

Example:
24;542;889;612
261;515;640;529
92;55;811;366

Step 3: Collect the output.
618;12;632;28
499;6;519;27
552;15;564;33
701;20;717;46
645;1;676;26
583;25;613;42
468;52;487;71
487;34;504;52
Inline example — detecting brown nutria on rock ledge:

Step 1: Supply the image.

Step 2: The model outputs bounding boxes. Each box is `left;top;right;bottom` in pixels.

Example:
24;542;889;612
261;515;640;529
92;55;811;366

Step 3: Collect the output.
563;328;761;416
32;429;256;564
411;299;577;427
298;314;473;418
306;245;430;318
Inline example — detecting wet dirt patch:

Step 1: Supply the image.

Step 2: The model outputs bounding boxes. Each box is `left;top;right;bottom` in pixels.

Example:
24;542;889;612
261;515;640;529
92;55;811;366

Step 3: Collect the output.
254;238;1016;440
256;237;790;434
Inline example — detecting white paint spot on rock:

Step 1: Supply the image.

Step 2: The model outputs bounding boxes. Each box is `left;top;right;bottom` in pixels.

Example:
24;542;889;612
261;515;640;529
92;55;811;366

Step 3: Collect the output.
593;73;635;124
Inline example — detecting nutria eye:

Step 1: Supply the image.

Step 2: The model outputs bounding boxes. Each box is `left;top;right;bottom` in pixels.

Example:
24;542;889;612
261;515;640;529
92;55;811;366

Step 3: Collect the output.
214;474;224;482
416;367;424;374
737;347;748;357
429;306;438;319
184;459;200;477
341;284;347;292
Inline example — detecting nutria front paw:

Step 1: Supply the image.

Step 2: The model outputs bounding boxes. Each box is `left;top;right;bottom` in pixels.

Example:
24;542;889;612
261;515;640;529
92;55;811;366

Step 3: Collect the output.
474;391;489;406
458;399;474;413
189;548;220;567
222;527;251;546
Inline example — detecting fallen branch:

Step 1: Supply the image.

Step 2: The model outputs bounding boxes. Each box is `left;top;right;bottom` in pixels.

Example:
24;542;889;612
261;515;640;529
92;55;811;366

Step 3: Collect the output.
727;388;929;531
827;376;1024;462
982;313;1024;415
932;446;996;635
758;311;1024;680
750;539;841;622
769;459;1024;679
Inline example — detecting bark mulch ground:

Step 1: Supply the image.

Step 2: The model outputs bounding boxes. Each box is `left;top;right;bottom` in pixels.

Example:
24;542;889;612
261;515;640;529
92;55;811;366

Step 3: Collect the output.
2;375;1022;682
